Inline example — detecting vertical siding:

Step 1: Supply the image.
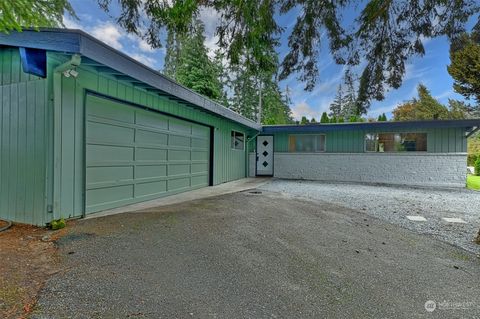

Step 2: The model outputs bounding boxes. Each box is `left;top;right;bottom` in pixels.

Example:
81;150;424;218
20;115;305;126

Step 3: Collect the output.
0;48;49;225
273;127;467;153
54;55;253;218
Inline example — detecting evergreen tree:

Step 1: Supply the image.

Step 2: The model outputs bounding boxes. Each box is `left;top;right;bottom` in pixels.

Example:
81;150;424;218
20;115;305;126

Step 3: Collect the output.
377;113;387;121
163;19;225;102
342;72;359;117
448;27;480;107
393;84;468;121
329;84;344;118
330;116;337;123
320;112;329;123
310;117;317;123
300;116;309;125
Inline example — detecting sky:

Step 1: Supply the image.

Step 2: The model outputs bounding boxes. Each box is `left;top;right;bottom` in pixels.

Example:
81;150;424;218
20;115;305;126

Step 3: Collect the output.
64;0;476;121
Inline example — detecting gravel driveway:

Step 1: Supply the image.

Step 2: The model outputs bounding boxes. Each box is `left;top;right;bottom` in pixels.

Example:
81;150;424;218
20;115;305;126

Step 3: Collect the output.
260;179;480;254
32;190;480;318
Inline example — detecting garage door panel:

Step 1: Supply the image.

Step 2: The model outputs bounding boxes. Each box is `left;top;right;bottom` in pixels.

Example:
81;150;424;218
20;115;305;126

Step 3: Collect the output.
191;137;209;149
87;121;135;144
169;164;190;176
85;94;210;214
135;181;167;197
136;165;167;179
192;175;208;187
169;120;192;134
136;129;168;146
168;177;190;191
192;163;208;173
136;147;168;161
192;124;209;137
169;134;191;147
87;144;134;163
87;95;135;124
86;166;134;184
169;150;190;161
192;150;209;161
86;185;134;208
136;111;168;130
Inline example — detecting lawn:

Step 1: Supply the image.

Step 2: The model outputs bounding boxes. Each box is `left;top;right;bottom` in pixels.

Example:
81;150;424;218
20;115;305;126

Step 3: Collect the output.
467;175;480;190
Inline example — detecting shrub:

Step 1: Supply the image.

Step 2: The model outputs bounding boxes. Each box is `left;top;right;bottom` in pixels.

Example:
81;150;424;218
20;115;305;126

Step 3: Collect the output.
475;157;480;176
468;153;479;166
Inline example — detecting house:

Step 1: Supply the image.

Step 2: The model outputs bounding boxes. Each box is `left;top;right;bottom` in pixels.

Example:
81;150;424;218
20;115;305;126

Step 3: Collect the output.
0;29;478;226
252;121;479;187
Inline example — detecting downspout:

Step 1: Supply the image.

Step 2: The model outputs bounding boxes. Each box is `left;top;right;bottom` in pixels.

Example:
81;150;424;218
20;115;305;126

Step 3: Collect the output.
52;55;82;219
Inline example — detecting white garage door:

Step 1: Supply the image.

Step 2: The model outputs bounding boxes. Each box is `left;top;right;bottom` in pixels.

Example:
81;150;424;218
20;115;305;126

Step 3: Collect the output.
85;94;210;213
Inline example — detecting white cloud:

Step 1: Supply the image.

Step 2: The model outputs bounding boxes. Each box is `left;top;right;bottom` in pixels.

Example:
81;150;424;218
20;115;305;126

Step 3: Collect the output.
291;97;332;121
126;33;156;53
368;104;397;118
131;53;157;68
138;39;155;52
91;22;124;50
199;6;221;57
404;64;432;82
63;15;84;30
434;89;454;101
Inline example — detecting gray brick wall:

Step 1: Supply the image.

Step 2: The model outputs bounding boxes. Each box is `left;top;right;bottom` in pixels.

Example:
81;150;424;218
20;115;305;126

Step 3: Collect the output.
269;153;467;188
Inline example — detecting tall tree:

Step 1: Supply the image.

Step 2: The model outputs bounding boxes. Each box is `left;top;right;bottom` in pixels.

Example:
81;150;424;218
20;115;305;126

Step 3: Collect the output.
0;0;74;32
329;83;344;118
448;26;480;108
95;0;479;110
342;72;359;117
393;84;467;121
163;19;224;102
320;112;329;123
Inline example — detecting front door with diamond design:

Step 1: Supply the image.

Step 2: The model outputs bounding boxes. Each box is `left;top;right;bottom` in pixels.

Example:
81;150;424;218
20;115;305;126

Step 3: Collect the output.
256;135;274;176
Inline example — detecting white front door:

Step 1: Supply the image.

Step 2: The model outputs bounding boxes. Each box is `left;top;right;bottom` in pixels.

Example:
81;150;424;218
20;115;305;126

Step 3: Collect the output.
256;135;274;176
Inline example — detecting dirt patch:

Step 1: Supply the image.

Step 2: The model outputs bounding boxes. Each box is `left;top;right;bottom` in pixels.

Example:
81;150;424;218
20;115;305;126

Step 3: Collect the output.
0;219;11;230
0;223;70;319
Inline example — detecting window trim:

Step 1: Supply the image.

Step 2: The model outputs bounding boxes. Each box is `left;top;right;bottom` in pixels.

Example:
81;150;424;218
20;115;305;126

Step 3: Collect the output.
231;130;245;151
288;134;327;153
364;132;428;153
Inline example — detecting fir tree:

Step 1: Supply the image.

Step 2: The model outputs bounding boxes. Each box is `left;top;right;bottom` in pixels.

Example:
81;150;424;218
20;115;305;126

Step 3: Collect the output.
320;112;329;123
163;19;225;102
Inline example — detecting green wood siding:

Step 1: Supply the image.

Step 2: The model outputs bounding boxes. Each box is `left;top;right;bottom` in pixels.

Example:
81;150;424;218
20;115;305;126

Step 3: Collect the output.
0;48;50;225
52;53;255;219
272;127;467;153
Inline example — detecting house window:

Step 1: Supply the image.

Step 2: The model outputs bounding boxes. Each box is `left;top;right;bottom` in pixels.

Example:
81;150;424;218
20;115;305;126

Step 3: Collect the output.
288;134;326;152
365;133;427;152
231;131;245;150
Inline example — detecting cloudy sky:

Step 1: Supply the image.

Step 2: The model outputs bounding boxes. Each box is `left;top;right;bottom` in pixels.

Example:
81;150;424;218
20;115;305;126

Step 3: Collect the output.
64;0;476;120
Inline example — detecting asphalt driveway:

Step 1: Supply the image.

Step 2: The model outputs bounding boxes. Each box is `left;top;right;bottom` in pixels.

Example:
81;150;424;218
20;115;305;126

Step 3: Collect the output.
33;190;480;318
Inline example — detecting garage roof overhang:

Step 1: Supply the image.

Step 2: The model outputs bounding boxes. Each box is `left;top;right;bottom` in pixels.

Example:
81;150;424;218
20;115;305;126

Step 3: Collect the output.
0;28;261;131
263;119;480;136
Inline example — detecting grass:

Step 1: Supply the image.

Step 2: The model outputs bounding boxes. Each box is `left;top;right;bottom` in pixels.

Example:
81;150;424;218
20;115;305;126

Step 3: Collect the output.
467;175;480;190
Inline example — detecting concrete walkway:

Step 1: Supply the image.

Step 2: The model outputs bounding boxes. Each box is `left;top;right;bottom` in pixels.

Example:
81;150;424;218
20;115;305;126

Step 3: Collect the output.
85;177;271;220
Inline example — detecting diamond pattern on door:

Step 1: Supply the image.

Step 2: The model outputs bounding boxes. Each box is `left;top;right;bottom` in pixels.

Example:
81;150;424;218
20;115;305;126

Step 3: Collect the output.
256;135;273;176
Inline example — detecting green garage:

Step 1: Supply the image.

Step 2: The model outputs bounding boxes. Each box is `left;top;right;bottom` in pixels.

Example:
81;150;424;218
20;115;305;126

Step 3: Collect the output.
0;29;260;225
85;94;211;213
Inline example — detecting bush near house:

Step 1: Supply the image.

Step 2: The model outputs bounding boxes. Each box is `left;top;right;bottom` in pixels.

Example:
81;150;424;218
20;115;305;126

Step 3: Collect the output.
475;158;480;176
468;137;480;166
